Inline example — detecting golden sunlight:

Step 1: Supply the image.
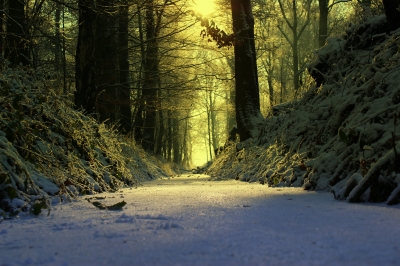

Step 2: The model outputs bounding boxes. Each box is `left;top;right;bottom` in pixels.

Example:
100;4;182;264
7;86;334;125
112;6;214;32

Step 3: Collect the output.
193;0;217;16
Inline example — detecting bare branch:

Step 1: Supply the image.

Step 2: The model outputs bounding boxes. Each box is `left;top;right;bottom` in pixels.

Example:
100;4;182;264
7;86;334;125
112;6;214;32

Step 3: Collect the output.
277;0;294;31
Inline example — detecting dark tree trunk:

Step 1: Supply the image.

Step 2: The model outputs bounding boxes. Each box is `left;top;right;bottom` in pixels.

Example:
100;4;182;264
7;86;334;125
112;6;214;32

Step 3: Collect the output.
267;68;274;108
141;0;159;152
172;117;180;164
96;0;118;124
0;0;5;59
382;0;400;31
292;32;300;92
155;108;164;155
225;57;236;136
134;0;160;152
318;0;328;47
167;111;172;161
5;0;29;66
119;1;132;134
54;3;62;72
230;0;262;141
75;0;97;114
155;87;165;156
133;7;144;141
290;0;301;93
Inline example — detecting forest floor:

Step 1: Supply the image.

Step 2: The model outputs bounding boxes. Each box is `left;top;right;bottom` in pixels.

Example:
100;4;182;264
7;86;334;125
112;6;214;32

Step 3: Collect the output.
1;174;400;266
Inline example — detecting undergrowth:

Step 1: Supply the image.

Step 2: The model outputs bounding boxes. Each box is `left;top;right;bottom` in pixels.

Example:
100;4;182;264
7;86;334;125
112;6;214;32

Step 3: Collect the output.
0;65;168;217
207;15;400;205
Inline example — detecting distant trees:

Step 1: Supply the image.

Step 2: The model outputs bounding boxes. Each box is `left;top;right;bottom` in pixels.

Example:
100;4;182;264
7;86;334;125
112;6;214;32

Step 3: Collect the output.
277;0;312;93
1;0;394;166
133;0;164;152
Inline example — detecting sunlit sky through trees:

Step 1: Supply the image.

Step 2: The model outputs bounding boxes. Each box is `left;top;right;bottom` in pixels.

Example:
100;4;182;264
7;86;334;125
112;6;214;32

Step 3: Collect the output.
193;0;217;16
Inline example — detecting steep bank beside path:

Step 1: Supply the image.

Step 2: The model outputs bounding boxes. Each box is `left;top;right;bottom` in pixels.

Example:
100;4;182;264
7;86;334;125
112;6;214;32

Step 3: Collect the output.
1;174;400;265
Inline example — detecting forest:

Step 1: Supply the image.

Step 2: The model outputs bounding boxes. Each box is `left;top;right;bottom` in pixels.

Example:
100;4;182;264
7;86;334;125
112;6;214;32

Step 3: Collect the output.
1;0;400;218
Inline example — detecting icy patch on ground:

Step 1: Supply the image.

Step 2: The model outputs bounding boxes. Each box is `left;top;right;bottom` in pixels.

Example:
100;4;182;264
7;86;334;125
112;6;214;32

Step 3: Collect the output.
1;175;399;265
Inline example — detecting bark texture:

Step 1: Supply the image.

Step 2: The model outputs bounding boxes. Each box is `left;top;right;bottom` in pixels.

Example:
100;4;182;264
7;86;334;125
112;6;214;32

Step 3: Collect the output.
119;1;132;134
6;0;29;66
230;0;262;141
318;0;328;47
75;0;97;114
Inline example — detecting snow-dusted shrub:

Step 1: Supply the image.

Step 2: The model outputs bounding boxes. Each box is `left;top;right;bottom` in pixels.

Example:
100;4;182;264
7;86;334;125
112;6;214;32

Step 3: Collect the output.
208;15;400;205
0;65;167;216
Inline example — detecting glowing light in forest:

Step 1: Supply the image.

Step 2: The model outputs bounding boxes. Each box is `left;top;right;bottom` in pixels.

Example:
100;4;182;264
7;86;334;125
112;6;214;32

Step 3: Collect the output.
193;0;217;16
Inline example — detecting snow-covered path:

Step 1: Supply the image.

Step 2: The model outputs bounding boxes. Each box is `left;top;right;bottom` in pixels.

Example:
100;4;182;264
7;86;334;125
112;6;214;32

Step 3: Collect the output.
1;174;400;266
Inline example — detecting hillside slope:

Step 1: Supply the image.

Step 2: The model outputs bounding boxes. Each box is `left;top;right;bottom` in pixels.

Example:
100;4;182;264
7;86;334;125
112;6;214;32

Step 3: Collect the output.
0;66;169;216
207;15;400;205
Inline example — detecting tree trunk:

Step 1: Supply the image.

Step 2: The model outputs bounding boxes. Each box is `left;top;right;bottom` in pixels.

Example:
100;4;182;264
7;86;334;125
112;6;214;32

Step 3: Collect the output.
292;34;300;92
5;0;29;66
54;3;62;72
206;103;213;160
155;108;164;155
225;56;236;135
133;6;144;141
96;0;118;124
119;1;132;134
382;0;400;31
0;0;5;59
167;111;172;161
134;0;160;152
318;0;328;47
267;67;274;108
290;0;301;93
209;91;218;151
75;0;97;114
172;117;180;164
230;0;262;141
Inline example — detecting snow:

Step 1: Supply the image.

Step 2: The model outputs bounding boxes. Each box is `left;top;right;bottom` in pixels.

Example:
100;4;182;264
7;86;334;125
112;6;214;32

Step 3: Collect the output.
207;15;400;204
1;174;400;265
0;66;170;213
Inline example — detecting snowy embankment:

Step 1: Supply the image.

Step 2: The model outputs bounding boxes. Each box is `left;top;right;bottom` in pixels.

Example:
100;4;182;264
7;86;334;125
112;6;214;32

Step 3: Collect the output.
208;15;400;204
0;66;168;217
1;175;399;265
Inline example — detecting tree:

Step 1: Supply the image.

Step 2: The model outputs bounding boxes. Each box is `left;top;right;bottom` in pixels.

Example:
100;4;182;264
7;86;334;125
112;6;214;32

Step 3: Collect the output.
230;0;262;141
5;0;30;66
277;0;312;92
134;0;169;152
318;0;352;47
0;0;5;58
318;0;329;47
382;0;400;31
96;0;119;124
196;0;262;141
118;0;133;133
75;0;97;114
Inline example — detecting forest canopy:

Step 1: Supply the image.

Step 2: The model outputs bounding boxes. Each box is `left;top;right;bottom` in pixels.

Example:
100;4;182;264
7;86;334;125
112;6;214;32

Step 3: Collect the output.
2;0;390;167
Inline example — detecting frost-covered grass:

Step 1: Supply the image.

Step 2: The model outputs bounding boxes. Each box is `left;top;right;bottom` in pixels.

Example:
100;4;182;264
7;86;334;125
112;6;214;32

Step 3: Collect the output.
208;15;400;205
0;65;168;217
